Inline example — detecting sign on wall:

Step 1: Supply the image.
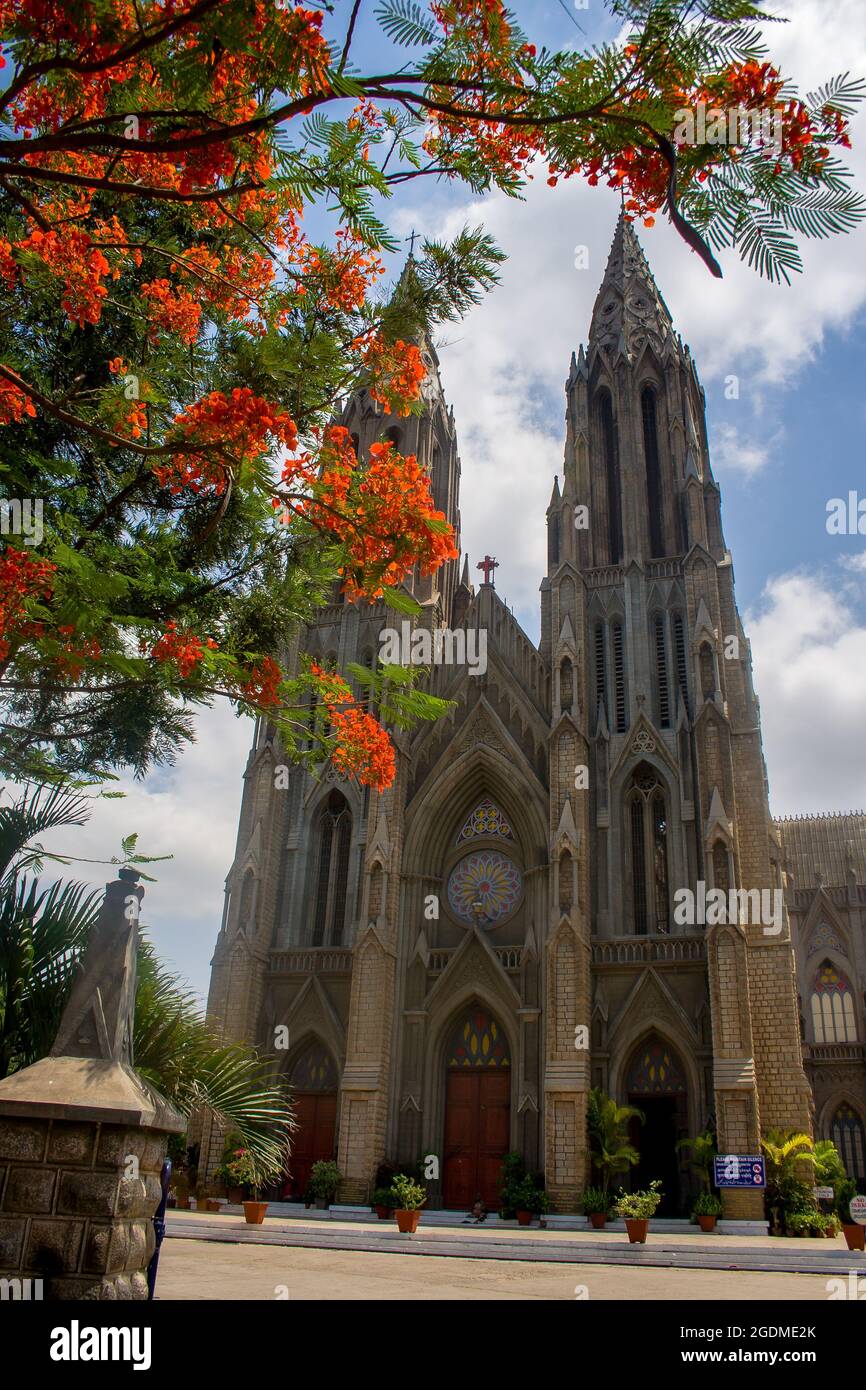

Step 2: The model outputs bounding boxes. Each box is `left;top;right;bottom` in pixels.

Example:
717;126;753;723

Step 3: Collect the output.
713;1154;766;1188
850;1195;866;1225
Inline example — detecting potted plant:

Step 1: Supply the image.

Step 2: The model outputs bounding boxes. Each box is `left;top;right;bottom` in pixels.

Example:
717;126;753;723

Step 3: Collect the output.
582;1185;611;1230
309;1160;342;1210
836;1179;866;1252
511;1175;549;1226
390;1173;427;1233
221;1148;282;1224
692;1191;723;1233
614;1180;663;1244
215;1134;249;1204
371;1187;395;1220
173;1172;191;1210
499;1151;528;1220
587;1089;642;1195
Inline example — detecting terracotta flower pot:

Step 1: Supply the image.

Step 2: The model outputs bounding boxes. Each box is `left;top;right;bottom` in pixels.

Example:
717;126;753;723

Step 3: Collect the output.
243;1201;268;1225
314;1196;330;1210
176;1196;190;1210
395;1209;421;1234
374;1205;391;1220
204;1198;221;1213
589;1213;606;1230
843;1223;865;1252
625;1218;649;1244
516;1209;533;1227
697;1214;717;1233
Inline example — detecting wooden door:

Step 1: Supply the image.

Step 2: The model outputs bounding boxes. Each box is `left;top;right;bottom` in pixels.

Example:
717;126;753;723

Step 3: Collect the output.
286;1093;337;1199
443;1070;509;1209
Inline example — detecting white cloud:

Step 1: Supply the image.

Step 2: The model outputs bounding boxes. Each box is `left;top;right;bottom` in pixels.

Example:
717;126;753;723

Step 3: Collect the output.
712;423;778;477
747;570;866;814
31;702;252;1003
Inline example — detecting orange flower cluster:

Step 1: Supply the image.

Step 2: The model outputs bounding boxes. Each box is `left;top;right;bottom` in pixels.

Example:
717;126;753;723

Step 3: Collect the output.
286;428;457;602
0;239;16;289
298;231;385;313
22;226;109;327
54;625;102;681
157;389;299;495
140;278;203;346
175;245;275;327
360;335;426;416
237;655;283;710
0;546;55;662
103;356;147;439
0;377;36;425
150;621;217;678
19;212;137;328
329;705;396;791
309;661;396;790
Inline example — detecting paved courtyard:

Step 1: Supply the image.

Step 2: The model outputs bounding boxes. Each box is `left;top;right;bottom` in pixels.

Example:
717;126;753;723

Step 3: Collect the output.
156;1237;850;1301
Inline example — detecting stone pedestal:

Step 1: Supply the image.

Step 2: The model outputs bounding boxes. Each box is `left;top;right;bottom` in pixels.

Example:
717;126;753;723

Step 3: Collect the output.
0;1105;177;1299
0;871;184;1299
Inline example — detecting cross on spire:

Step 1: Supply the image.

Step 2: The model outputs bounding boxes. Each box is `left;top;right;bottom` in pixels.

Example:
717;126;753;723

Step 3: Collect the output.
477;555;499;586
406;229;420;256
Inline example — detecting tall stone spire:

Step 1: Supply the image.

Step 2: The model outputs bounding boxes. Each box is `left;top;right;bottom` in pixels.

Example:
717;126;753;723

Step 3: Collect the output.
588;210;676;361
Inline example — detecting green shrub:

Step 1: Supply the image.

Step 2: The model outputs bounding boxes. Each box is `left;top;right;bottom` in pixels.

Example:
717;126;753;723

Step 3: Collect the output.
786;1210;839;1236
582;1185;610;1216
389;1174;427;1211
309;1160;342;1200
511;1174;549;1214
371;1187;395;1210
692;1191;723;1218
614;1180;663;1220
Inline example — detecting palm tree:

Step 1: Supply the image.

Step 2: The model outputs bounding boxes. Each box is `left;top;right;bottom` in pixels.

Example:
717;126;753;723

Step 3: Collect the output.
812;1138;847;1189
588;1087;643;1192
676;1129;717;1191
0;783;293;1175
761;1128;815;1185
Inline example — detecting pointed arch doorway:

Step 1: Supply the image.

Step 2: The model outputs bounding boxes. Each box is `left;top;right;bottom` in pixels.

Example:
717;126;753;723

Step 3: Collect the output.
284;1040;338;1200
442;1006;511;1209
625;1036;688;1215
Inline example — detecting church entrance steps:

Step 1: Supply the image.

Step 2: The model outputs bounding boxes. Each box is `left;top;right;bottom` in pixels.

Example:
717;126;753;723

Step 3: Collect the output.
223;1202;768;1236
165;1213;863;1276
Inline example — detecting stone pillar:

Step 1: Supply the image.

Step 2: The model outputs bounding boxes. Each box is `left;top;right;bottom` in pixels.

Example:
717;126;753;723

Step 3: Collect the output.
0;871;184;1299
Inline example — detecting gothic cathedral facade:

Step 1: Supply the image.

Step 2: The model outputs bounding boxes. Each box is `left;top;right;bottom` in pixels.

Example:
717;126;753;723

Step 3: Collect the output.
203;215;866;1215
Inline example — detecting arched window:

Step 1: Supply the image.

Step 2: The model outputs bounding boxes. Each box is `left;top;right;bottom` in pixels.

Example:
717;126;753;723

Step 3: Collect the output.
559;850;573;911
597;389;622;563
549;510;560;566
612;621;626;732
672;612;690;717
237;869;255;934
811;961;858;1043
653;613;671;728
311;791;352;946
384;426;402;451
831;1103;866;1181
559;657;573;711
594;623;607;723
350;431;360;457
699;643;716;701
641;386;665;557
627;764;670;935
712;841;730;894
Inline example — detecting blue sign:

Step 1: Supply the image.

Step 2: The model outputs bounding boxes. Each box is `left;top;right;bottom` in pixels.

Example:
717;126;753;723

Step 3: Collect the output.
714;1154;766;1188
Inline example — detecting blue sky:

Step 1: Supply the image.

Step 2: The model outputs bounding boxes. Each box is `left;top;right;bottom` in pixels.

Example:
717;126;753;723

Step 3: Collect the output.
29;0;866;1002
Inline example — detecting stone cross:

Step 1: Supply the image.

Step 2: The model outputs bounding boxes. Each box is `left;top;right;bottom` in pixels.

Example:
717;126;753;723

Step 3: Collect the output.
476;555;499;586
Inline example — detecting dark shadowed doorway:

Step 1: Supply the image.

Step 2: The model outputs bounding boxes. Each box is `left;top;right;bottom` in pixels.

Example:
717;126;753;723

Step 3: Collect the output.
625;1035;688;1216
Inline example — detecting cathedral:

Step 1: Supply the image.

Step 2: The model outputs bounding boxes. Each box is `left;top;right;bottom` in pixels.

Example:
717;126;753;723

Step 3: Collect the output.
202;214;866;1217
